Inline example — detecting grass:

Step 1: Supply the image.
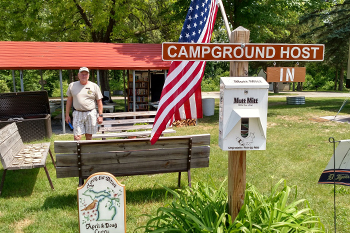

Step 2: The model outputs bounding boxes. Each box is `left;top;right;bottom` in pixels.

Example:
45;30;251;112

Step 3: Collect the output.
1;96;350;232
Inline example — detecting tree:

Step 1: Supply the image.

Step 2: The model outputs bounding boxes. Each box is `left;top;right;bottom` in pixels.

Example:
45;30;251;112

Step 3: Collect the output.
0;0;337;93
301;0;350;91
0;0;183;93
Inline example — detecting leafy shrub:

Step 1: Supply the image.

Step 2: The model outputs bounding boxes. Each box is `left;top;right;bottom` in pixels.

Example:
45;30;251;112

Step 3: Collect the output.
51;80;69;97
0;80;10;93
140;181;230;232
231;179;325;232
108;70;127;92
202;77;220;91
139;179;325;233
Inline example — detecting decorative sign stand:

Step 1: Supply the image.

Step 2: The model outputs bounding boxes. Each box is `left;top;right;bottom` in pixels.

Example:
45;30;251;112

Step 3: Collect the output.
77;172;126;233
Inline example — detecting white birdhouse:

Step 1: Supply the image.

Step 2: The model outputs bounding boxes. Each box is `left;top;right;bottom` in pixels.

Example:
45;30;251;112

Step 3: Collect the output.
219;77;269;151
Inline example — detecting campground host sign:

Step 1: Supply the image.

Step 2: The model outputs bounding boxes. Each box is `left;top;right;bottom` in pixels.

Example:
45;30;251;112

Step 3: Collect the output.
162;43;324;61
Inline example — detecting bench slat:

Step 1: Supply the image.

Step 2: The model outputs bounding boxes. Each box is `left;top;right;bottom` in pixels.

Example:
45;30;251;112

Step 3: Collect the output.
1;139;23;170
54;141;77;153
56;157;209;178
56;146;210;166
102;111;156;118
99;124;153;132
92;129;176;139
54;134;210;153
0;128;24;169
0;127;23;156
0;123;18;144
101;118;154;126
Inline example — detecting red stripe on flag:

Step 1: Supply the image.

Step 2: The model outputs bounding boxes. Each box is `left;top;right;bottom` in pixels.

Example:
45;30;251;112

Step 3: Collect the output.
195;86;203;118
183;98;192;119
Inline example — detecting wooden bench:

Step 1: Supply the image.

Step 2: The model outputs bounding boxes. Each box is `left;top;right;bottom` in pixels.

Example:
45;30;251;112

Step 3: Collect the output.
54;134;210;187
0;123;55;195
93;111;176;139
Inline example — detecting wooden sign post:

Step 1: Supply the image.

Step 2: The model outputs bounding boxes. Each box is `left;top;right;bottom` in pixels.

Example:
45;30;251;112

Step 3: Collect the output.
228;26;249;221
161;28;325;223
77;172;126;233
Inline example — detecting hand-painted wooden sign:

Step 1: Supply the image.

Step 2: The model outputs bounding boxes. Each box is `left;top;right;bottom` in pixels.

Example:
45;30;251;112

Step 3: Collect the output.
77;172;126;233
266;67;306;82
162;43;324;61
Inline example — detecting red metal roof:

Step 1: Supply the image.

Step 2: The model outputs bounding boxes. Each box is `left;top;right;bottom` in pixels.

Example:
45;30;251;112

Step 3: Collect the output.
0;41;171;70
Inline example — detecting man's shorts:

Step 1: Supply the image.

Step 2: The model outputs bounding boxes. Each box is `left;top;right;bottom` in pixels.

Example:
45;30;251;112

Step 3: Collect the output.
72;109;98;135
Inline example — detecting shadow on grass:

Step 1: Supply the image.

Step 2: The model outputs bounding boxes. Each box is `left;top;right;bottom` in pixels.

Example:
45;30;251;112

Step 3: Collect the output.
126;186;177;204
0;168;39;197
37;187;177;209
41;194;77;209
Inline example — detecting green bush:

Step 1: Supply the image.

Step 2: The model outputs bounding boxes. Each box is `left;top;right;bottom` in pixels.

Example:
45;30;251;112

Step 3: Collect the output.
109;70;127;92
202;77;220;92
140;181;229;232
51;80;69;97
201;70;229;92
0;80;10;93
139;179;325;233
231;179;325;232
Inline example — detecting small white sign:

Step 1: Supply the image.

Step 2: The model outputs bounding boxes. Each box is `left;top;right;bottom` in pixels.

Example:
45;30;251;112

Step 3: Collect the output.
78;172;126;233
219;77;269;151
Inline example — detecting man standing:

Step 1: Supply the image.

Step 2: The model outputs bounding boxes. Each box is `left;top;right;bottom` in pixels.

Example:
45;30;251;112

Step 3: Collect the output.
65;67;104;140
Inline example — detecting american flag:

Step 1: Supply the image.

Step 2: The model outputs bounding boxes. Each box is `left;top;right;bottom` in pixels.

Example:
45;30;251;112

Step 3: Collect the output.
150;0;218;144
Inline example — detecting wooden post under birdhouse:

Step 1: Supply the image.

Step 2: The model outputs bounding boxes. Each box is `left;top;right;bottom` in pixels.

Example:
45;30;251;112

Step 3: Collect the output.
228;26;250;222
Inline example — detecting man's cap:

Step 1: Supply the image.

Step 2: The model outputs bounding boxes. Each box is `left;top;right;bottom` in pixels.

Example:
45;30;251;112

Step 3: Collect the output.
79;67;89;73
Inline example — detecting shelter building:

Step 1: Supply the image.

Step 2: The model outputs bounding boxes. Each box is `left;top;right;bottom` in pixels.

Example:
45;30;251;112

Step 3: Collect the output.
0;41;171;133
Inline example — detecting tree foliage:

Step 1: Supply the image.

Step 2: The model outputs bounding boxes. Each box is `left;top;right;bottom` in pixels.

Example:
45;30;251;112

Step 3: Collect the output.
0;0;181;43
301;0;349;90
217;0;330;43
0;0;346;94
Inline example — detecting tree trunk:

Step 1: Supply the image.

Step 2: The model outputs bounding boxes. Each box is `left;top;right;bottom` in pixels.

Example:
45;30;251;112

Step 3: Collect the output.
334;68;338;90
100;70;110;94
297;82;302;91
69;70;74;83
90;69;95;83
273;82;279;93
339;66;344;91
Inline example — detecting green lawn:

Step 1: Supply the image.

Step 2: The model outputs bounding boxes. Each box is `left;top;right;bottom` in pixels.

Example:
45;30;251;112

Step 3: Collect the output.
1;97;350;232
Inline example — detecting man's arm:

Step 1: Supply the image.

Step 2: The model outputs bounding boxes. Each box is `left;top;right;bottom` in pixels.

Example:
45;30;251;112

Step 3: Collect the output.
97;99;103;124
65;96;73;123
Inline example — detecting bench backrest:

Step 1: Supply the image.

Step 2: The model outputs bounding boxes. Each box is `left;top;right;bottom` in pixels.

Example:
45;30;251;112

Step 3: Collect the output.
55;134;210;179
100;111;156;133
0;123;24;169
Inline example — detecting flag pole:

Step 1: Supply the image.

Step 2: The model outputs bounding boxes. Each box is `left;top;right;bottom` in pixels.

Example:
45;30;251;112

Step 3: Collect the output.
217;0;231;40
